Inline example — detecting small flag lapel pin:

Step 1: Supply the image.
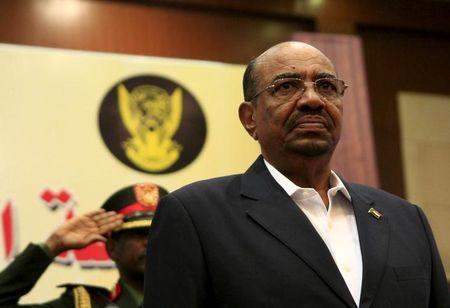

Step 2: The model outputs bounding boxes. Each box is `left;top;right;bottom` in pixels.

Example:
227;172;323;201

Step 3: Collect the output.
368;207;382;220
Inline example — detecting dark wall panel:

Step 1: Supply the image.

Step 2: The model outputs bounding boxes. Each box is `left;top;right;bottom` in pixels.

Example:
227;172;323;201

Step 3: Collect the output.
360;28;450;196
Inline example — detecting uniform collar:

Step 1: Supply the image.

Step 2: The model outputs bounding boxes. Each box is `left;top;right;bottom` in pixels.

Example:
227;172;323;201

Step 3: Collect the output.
117;279;143;306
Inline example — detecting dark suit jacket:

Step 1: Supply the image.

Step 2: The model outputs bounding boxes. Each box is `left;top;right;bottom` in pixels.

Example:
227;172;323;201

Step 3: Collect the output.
144;157;449;308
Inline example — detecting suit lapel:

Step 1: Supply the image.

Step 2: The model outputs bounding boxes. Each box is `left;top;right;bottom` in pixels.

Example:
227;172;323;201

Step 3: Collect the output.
346;183;390;308
242;157;357;308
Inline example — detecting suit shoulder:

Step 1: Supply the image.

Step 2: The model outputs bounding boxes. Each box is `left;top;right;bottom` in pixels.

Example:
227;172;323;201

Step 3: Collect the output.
171;174;241;197
158;174;243;215
348;182;419;212
348;182;407;201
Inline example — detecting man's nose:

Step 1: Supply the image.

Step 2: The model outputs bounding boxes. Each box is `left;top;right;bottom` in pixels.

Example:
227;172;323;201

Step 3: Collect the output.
296;83;325;110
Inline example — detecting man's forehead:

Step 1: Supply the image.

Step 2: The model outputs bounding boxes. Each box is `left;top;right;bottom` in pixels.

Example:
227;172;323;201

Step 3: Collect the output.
257;59;335;75
258;42;331;62
254;42;336;80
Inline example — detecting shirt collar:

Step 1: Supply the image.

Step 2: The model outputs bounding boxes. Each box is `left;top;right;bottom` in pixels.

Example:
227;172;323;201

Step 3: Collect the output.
263;158;351;201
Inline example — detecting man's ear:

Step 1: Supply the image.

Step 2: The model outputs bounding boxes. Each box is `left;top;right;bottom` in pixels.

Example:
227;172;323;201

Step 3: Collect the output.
238;101;258;140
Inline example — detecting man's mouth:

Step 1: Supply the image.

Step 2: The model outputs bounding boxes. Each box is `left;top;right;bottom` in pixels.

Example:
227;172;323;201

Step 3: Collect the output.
293;117;328;130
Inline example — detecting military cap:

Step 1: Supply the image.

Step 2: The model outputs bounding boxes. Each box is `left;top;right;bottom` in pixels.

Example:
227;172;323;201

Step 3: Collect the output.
101;183;167;231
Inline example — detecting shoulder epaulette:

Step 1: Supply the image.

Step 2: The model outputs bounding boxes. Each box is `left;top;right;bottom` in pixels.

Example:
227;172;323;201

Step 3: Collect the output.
72;286;91;308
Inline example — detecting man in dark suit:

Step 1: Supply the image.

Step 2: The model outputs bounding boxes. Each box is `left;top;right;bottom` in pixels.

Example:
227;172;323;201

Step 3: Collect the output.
143;42;449;307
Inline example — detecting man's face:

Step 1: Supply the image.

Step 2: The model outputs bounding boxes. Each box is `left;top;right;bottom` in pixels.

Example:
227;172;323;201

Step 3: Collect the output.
243;43;343;161
108;228;149;278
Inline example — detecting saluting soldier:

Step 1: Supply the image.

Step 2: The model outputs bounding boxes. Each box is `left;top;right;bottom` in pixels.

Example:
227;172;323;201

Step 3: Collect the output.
0;183;166;308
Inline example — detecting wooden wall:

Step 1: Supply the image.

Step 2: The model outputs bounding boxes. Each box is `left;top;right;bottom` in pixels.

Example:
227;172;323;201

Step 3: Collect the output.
0;0;313;62
0;0;449;197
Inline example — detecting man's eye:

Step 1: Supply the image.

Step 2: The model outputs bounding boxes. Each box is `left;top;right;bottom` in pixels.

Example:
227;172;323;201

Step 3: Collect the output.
273;80;299;94
317;80;337;94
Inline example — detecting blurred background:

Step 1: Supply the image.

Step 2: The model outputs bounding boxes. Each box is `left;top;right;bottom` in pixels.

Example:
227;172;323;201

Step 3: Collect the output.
0;0;449;302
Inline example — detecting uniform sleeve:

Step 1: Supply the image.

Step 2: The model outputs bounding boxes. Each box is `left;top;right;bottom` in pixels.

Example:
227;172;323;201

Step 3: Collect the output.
143;194;211;308
415;205;449;308
0;243;74;307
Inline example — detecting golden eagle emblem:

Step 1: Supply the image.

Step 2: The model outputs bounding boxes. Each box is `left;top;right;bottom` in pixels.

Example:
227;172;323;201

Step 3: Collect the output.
118;84;183;172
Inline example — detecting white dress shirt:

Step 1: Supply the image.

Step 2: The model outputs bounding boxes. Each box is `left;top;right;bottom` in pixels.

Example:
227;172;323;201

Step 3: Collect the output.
264;159;363;306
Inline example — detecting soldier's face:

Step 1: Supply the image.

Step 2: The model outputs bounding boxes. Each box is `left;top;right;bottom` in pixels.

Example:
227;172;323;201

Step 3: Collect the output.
108;228;149;278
